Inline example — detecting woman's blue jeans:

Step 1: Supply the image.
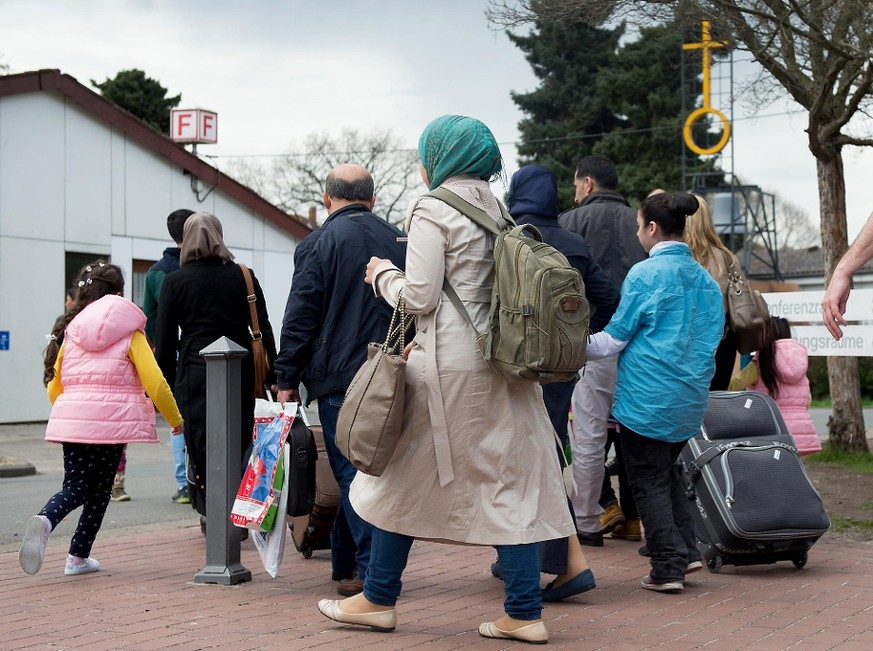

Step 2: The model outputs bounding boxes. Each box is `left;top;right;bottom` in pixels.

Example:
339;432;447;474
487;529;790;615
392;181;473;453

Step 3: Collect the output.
363;527;543;620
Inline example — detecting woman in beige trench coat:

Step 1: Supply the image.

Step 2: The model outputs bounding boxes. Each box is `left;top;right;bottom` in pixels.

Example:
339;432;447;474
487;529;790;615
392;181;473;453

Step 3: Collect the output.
316;115;575;645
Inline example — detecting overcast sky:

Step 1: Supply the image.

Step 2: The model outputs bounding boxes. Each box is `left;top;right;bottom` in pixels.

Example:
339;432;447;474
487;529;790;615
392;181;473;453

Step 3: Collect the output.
2;0;872;239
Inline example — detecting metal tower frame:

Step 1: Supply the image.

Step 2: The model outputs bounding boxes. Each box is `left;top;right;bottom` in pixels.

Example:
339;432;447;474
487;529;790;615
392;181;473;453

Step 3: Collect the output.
680;29;782;281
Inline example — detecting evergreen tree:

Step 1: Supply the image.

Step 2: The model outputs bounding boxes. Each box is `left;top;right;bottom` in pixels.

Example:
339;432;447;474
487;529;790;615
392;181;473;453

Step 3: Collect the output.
594;22;720;202
91;69;181;134
509;20;625;208
510;20;719;208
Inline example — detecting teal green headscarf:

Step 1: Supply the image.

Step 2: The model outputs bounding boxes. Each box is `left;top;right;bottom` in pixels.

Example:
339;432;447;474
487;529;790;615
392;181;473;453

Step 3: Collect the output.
418;115;503;190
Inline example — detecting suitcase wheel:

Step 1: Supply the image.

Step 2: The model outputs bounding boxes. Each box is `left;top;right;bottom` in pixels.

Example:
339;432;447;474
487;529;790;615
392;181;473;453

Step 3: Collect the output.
707;555;723;573
792;552;808;569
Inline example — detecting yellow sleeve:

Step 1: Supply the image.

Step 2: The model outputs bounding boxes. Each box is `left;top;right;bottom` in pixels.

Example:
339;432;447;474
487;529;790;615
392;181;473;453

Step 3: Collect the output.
728;360;759;391
47;343;64;405
129;330;183;428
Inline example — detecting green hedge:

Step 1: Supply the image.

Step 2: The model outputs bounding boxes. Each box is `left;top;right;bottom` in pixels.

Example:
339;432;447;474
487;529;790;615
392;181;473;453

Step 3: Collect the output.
807;357;873;401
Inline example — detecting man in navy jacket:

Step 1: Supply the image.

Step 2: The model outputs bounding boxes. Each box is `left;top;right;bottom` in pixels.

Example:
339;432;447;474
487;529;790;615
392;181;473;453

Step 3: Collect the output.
275;164;406;595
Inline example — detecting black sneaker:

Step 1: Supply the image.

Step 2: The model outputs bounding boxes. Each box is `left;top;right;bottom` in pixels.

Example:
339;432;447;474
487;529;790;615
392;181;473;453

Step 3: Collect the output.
172;487;190;504
577;530;604;547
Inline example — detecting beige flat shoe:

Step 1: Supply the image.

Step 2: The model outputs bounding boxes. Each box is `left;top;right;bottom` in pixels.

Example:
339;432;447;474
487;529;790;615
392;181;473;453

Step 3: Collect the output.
316;599;397;632
478;620;549;644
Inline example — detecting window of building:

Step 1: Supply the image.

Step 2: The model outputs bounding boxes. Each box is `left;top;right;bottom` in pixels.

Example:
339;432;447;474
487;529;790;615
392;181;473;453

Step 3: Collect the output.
131;259;154;308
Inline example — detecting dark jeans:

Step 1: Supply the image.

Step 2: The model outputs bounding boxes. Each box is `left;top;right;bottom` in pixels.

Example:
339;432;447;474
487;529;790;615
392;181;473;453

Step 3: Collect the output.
40;442;125;558
618;423;700;582
599;427;639;520
365;527;543;620
318;391;372;580
539;380;576;575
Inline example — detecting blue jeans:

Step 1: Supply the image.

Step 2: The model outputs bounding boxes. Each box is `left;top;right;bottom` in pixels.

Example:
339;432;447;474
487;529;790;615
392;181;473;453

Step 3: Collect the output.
171;430;186;489
318;391;372;580
619;423;700;582
365;527;542;620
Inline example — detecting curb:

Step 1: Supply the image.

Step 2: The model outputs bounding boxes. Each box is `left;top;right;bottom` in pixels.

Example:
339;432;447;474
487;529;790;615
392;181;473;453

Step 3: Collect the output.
0;460;36;478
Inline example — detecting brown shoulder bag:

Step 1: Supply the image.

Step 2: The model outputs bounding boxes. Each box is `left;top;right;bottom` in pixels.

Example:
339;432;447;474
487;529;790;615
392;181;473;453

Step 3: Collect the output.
239;263;270;399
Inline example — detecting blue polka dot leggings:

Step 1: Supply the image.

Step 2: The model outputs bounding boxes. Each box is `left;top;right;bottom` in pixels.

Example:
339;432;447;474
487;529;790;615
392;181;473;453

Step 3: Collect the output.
39;443;125;559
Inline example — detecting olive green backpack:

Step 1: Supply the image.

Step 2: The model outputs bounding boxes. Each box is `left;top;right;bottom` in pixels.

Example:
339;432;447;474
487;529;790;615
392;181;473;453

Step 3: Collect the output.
429;188;589;384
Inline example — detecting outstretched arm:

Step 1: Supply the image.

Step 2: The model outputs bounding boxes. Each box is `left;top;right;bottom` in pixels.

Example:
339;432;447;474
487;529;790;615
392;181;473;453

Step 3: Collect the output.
823;211;873;339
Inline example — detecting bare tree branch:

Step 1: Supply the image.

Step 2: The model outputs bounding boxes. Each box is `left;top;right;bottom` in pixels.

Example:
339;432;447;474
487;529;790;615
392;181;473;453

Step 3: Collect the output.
262;128;421;225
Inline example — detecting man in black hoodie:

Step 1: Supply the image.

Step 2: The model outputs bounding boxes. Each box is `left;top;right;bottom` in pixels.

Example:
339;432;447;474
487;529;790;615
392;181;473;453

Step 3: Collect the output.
501;163;619;599
559;155;647;546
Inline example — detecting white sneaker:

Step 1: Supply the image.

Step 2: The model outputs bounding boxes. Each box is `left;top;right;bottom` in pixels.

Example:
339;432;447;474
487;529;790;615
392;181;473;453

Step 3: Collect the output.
65;556;100;575
19;515;51;575
686;560;704;574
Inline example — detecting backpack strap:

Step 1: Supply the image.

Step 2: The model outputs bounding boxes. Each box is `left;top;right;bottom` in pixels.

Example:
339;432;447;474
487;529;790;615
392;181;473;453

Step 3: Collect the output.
441;278;482;337
427;187;515;233
424;188;504;341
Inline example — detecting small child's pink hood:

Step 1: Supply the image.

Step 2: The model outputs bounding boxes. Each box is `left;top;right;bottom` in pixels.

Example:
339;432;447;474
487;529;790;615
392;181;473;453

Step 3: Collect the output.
66;295;146;351
774;338;809;384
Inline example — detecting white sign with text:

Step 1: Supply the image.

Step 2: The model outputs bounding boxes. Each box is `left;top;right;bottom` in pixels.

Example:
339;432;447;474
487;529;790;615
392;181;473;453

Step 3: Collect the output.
763;289;873;324
762;289;873;356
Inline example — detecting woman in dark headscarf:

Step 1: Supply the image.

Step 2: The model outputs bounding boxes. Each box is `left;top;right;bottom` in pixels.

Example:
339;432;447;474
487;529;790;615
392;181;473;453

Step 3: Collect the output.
155;212;277;525
316;117;574;644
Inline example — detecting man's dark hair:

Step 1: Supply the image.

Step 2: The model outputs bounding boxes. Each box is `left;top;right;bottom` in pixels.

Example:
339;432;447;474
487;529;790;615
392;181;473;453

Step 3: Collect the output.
575;155;619;191
325;172;374;203
167;209;194;244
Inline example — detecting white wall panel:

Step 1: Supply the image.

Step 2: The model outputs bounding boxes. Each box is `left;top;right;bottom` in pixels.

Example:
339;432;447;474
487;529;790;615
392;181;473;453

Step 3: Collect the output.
0;94;65;240
64;104;112;246
0;237;64;422
211;193;253;250
124;146;172;239
110;129;126;235
263;248;294;334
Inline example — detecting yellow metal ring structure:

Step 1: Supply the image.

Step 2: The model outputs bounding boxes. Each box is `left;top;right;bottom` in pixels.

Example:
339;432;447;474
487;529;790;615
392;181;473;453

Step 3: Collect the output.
683;107;731;156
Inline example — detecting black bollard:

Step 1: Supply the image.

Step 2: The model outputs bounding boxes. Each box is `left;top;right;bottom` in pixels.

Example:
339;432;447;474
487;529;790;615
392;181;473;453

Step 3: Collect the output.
193;336;252;585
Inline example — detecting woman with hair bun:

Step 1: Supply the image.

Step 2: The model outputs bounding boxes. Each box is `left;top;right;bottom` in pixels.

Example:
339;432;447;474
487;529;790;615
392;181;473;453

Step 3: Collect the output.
585;191;724;594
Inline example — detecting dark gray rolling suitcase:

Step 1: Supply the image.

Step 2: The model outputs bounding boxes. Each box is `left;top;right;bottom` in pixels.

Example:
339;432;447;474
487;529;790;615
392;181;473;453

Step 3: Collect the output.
680;391;830;572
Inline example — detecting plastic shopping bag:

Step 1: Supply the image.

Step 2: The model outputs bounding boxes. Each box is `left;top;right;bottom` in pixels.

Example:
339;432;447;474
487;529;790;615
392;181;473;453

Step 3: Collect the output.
230;403;297;531
251;443;290;578
253;397;284;441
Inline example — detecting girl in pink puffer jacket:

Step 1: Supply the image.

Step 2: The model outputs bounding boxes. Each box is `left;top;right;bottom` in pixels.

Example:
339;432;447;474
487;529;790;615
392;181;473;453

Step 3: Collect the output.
18;262;183;577
729;316;822;455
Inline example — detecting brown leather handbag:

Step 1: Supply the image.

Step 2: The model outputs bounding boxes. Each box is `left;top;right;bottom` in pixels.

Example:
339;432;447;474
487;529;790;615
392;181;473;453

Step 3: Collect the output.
726;259;769;354
239;263;270;399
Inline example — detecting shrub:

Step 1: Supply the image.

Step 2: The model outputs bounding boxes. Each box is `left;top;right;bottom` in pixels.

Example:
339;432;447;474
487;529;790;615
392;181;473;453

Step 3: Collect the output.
807;357;873;402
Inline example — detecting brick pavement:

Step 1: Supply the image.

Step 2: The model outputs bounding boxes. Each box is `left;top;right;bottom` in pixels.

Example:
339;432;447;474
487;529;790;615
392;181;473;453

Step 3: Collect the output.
2;525;872;650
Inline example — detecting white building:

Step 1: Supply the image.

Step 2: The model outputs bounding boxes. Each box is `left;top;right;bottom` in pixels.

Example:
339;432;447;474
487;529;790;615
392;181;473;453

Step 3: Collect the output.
0;69;312;423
